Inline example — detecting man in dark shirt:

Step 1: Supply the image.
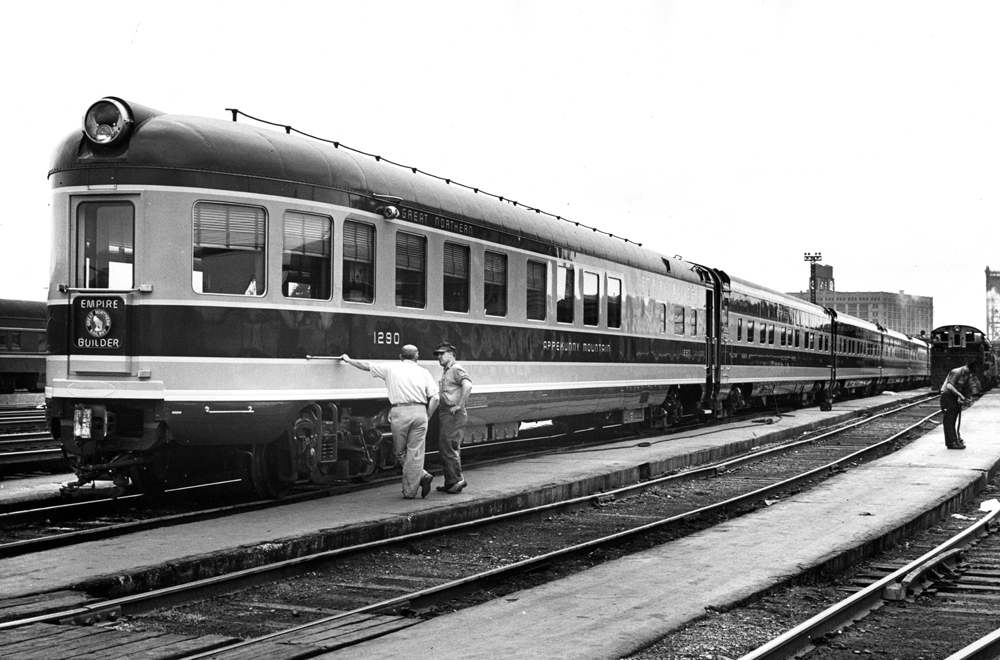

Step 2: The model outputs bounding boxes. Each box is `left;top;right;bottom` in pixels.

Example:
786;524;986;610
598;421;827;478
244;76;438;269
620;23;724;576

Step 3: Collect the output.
940;361;974;449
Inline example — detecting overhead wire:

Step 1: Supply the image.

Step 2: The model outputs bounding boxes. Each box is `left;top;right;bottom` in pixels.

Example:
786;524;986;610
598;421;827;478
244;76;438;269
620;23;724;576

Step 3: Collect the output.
224;108;643;248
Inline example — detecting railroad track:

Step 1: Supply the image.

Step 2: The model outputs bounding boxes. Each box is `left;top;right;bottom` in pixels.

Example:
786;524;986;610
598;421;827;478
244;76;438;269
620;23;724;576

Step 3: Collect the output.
0;395;945;659
740;498;1000;660
0;404;60;473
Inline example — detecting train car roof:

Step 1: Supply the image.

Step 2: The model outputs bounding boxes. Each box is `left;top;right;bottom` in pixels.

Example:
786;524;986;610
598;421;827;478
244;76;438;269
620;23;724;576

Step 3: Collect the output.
728;275;827;313
0;299;47;320
50;101;706;286
931;325;988;335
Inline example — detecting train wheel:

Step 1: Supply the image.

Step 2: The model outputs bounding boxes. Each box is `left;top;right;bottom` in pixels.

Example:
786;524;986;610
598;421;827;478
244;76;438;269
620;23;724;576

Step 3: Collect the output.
129;452;170;497
247;434;294;499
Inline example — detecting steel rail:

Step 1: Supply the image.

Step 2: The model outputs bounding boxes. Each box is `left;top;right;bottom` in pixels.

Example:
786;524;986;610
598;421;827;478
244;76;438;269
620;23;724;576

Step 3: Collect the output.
0;448;64;466
0;396;941;651
739;501;1000;660
945;627;1000;660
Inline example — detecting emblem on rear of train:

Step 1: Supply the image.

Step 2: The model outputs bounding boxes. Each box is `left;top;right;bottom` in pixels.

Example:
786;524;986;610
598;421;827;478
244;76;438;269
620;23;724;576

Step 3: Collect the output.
85;309;112;338
72;296;126;353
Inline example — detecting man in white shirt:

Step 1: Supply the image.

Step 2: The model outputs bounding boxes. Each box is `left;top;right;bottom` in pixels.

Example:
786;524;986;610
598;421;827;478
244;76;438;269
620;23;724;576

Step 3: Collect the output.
341;345;440;497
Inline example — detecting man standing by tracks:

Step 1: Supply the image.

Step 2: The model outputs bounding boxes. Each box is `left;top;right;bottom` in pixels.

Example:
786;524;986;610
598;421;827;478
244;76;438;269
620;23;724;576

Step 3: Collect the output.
433;342;472;494
941;360;975;449
341;345;439;498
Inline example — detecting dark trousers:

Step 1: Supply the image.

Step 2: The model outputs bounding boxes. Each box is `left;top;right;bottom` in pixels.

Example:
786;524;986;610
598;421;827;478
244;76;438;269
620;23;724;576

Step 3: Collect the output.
941;392;962;446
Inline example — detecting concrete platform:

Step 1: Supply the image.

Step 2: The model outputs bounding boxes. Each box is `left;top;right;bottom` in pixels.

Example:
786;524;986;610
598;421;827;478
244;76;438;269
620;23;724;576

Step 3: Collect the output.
5;389;993;660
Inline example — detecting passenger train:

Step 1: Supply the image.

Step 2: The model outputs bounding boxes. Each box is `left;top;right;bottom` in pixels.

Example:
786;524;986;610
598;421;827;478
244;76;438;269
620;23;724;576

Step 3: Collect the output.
0;299;46;394
46;97;930;498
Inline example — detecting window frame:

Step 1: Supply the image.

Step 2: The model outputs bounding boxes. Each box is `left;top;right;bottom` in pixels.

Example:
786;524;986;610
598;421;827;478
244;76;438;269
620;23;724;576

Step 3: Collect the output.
192;201;267;297
342;219;377;304
606;276;622;329
282;210;333;301
443;241;471;313
526;259;548;321
556;264;575;324
582;271;600;327
77;199;136;291
484;250;507;317
395;231;427;309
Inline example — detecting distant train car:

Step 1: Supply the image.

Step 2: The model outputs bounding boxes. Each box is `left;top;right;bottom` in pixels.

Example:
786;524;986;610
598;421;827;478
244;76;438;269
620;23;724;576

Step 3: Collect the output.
930;325;997;395
45;97;931;498
0;299;46;394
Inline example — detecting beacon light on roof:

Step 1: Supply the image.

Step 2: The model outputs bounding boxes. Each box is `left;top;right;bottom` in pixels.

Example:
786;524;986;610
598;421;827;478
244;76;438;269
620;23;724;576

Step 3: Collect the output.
83;97;134;146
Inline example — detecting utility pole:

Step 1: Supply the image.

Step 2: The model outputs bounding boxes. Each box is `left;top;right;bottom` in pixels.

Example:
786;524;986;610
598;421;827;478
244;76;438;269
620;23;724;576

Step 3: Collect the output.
804;253;822;304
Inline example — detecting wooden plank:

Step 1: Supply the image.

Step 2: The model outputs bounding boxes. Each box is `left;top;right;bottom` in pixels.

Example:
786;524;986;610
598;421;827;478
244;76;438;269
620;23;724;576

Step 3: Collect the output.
72;631;179;660
295;613;414;645
209;639;320;660
120;634;241;660
0;591;98;621
8;627;117;660
0;591;94;609
0;625;100;654
293;613;391;644
14;627;119;659
0;623;74;647
308;616;421;649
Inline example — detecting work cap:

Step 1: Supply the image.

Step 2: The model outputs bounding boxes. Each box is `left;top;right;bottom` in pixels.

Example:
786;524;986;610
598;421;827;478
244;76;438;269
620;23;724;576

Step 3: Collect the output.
400;344;419;359
433;342;458;357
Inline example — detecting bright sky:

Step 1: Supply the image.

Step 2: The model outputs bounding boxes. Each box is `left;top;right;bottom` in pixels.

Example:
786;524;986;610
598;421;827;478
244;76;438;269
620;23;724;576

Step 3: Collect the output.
3;1;996;330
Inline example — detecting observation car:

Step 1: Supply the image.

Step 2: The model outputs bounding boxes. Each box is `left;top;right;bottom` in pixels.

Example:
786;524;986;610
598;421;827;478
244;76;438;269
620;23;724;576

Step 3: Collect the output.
46;97;929;498
930;325;997;395
0;299;47;394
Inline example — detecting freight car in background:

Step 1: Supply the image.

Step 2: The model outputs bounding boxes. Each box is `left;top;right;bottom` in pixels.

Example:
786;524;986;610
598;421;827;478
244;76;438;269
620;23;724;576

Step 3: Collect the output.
930;325;998;395
45;97;930;498
0;299;46;394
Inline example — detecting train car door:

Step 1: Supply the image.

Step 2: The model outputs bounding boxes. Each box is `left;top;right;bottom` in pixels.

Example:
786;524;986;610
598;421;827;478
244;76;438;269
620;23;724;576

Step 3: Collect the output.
715;270;731;386
65;197;137;377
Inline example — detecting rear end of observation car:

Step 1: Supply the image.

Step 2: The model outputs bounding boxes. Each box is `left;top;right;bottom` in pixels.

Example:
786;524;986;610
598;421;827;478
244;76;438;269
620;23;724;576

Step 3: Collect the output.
46;97;717;498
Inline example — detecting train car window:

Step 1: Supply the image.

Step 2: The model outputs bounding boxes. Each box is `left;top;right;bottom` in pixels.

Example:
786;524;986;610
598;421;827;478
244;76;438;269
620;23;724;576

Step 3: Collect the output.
794;329;800;348
484;252;507;317
674;306;685;335
768;324;775;345
688;308;698;336
746;320;754;342
526;260;547;321
0;330;6;350
283;211;332;300
10;331;20;351
607;277;622;329
37;332;45;353
660;303;667;333
444;243;470;313
780;327;787;346
583;272;600;326
193;202;265;296
343;221;376;303
556;265;575;323
759;322;766;344
808;332;815;350
77;201;134;290
395;232;426;308
737;318;743;342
